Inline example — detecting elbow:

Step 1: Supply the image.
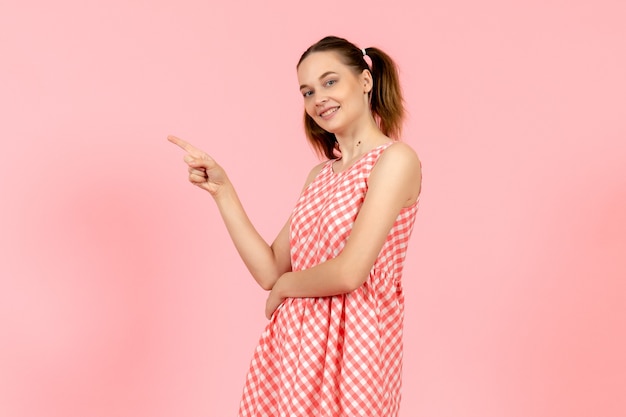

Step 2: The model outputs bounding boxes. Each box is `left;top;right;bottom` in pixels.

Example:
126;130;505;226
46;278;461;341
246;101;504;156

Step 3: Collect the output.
251;262;287;291
257;275;276;291
259;280;274;291
256;266;286;291
347;275;369;292
250;270;276;291
337;260;370;293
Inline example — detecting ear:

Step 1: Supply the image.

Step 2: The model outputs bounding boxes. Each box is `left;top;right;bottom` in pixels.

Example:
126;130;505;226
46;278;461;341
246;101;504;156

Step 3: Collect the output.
360;69;373;93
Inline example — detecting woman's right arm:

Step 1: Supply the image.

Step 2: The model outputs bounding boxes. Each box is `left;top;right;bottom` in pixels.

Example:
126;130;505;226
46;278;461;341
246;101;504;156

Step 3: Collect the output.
168;135;322;291
212;182;292;290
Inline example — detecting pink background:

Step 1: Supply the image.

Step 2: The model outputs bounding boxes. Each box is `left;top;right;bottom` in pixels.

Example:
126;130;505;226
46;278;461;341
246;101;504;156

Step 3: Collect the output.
1;1;625;416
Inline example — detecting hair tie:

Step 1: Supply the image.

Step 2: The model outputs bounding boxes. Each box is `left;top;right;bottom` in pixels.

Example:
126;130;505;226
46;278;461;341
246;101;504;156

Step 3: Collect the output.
361;48;367;56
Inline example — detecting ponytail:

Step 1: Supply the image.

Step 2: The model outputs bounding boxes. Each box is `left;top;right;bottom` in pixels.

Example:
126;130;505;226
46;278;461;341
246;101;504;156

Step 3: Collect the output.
365;47;405;143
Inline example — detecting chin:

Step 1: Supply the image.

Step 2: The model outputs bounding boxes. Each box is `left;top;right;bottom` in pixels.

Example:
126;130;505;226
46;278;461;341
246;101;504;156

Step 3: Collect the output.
317;120;345;135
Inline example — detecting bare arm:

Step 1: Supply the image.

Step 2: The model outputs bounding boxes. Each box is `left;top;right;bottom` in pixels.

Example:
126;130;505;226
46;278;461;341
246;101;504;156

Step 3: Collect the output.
213;163;324;290
212;183;291;290
265;142;421;317
169;135;323;290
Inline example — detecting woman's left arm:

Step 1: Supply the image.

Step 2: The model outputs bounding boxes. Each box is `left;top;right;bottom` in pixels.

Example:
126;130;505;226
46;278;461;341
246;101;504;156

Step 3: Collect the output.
266;143;422;318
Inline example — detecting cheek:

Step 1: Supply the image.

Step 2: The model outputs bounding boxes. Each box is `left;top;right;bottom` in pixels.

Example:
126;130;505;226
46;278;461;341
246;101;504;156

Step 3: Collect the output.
304;101;316;117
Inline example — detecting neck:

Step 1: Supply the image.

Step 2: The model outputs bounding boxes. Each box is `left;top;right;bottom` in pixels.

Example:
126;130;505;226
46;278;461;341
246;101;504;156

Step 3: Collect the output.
335;118;386;162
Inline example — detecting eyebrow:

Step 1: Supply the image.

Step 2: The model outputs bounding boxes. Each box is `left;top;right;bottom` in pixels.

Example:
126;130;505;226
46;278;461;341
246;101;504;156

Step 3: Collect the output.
299;71;338;90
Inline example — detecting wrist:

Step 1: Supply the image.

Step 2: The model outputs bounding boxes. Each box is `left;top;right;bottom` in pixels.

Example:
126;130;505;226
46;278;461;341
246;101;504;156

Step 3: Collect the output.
212;181;236;203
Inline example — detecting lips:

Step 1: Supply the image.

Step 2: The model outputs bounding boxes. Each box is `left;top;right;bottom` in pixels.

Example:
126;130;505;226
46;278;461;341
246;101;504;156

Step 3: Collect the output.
318;106;339;119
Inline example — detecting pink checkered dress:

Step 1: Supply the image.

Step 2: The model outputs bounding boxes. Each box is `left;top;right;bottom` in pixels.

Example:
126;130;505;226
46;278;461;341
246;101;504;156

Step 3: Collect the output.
238;143;419;417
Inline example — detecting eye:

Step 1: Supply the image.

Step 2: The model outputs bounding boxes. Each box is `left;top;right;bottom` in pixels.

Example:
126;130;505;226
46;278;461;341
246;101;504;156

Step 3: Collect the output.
302;90;313;98
324;79;337;87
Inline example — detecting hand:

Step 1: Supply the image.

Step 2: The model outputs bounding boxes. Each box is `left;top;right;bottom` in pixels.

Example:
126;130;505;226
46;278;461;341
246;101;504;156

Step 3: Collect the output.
265;284;285;320
167;135;228;196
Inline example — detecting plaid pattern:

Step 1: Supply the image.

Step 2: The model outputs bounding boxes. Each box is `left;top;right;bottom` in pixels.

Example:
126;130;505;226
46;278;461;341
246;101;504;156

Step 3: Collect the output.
239;143;419;417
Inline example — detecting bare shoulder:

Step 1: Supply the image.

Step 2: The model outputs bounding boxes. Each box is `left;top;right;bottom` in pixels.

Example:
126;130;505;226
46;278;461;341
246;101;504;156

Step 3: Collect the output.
302;160;328;190
374;141;421;177
380;141;420;165
370;141;422;203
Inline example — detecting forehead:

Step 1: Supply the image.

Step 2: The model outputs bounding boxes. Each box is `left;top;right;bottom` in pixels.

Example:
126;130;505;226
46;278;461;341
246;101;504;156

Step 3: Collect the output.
297;51;351;83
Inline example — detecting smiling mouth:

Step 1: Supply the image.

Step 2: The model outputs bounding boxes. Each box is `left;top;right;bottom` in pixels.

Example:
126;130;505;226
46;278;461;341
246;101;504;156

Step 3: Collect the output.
320;107;339;117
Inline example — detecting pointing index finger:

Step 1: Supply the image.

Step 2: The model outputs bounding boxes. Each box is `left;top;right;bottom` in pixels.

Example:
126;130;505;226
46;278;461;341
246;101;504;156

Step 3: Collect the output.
167;135;201;155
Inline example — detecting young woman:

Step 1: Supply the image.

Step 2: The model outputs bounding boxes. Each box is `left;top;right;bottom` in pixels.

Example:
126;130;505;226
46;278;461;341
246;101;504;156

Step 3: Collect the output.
169;36;422;417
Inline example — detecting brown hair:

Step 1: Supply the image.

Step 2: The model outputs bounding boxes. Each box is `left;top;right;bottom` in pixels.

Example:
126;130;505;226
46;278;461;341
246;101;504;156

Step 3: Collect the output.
297;36;406;159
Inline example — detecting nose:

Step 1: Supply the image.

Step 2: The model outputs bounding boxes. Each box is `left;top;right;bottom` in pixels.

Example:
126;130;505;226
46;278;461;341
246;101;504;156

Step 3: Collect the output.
315;95;328;106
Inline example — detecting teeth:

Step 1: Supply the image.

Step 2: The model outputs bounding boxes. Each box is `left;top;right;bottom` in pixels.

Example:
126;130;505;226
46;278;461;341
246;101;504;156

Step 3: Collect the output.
321;107;338;117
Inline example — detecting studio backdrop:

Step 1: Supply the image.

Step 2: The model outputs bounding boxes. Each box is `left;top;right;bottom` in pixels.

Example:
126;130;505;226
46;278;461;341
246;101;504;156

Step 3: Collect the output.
1;1;624;416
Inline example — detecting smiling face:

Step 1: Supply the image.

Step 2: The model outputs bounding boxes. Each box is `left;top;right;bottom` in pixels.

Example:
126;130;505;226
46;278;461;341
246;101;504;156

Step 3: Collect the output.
297;51;373;136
